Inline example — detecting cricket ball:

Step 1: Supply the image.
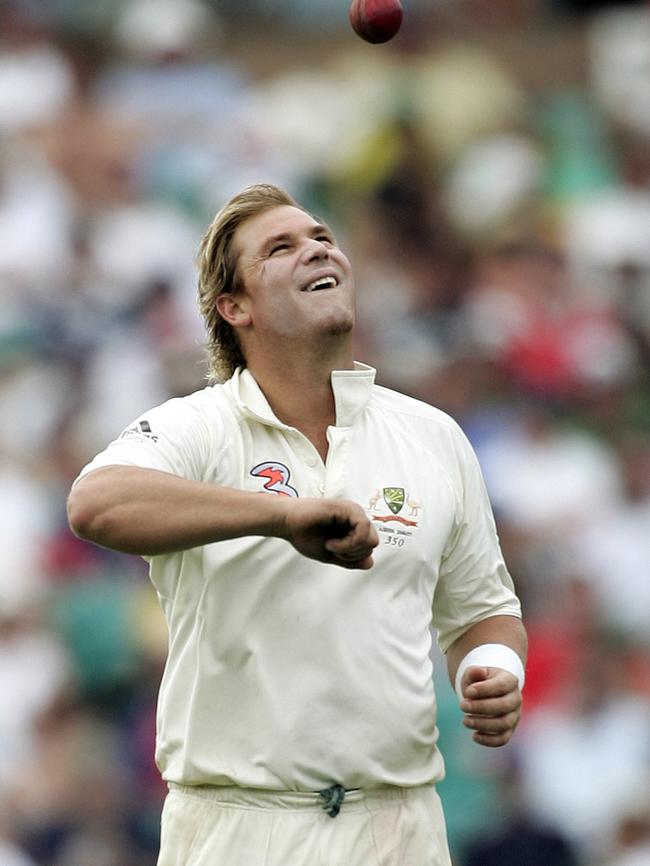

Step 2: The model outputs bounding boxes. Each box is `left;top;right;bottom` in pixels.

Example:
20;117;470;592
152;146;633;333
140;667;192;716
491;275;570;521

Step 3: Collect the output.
349;0;404;44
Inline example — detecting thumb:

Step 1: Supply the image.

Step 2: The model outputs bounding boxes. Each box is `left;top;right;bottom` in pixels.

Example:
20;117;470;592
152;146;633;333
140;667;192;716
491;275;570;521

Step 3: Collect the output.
465;664;489;680
463;665;490;690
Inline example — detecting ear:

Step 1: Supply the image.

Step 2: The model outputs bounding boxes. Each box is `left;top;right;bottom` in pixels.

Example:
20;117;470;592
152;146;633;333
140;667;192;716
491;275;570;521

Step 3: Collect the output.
216;292;252;328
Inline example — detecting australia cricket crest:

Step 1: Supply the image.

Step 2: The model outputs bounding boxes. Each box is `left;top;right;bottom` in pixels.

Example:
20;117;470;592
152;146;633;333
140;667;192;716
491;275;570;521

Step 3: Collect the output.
383;487;405;515
367;484;420;548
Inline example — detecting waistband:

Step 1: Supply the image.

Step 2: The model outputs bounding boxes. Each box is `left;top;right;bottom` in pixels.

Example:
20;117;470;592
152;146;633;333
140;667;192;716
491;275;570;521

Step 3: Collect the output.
168;782;435;814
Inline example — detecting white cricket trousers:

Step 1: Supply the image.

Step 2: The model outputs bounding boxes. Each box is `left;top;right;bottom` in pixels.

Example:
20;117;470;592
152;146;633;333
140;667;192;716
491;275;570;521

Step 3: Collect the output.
157;782;452;866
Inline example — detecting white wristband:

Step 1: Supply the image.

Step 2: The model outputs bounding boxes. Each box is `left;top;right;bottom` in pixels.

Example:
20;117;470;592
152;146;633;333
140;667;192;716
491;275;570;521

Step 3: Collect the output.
455;643;525;702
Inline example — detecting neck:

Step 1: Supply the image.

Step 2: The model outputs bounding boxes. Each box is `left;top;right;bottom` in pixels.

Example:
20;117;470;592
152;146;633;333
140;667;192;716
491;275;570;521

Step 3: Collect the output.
246;342;354;461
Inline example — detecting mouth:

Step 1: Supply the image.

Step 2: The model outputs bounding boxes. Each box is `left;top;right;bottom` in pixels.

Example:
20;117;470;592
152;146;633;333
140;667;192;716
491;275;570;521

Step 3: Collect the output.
301;275;339;292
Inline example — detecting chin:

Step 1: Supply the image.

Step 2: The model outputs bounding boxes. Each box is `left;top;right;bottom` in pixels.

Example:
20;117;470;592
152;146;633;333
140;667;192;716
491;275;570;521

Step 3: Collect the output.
323;311;355;336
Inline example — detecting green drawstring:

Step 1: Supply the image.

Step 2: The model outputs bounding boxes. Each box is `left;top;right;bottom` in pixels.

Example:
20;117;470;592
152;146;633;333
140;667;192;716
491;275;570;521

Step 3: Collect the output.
319;784;346;818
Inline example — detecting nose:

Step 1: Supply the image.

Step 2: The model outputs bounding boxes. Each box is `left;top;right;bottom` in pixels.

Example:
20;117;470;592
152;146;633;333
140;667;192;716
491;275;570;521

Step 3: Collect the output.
302;237;329;262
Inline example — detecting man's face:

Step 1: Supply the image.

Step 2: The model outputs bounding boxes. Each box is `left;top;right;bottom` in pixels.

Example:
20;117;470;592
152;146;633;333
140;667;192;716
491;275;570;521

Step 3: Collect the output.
230;205;356;345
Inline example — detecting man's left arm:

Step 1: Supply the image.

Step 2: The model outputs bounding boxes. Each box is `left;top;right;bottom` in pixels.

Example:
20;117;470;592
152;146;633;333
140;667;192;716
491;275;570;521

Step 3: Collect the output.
446;614;527;748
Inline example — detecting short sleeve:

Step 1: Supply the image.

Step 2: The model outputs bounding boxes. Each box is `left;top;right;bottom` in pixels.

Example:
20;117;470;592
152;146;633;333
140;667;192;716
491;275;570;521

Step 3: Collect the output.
74;396;216;485
432;423;522;653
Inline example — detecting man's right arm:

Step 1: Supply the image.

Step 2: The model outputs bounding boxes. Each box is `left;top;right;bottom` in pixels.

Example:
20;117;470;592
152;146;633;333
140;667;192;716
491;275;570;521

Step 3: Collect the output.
67;466;378;569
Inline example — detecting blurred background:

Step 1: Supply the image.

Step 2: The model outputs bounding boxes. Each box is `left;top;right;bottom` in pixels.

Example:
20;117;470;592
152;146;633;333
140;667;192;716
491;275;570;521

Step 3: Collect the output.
0;0;649;863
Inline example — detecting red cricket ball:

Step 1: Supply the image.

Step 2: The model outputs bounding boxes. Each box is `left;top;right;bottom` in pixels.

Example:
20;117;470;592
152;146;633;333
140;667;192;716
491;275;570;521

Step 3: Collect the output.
349;0;404;44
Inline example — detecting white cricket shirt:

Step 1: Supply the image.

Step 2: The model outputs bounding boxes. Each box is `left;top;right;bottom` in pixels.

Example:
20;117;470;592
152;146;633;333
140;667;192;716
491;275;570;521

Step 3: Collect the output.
77;363;521;791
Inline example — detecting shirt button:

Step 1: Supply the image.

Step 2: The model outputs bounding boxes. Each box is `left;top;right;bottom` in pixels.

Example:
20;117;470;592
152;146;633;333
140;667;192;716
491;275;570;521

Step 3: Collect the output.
318;483;326;494
306;455;318;468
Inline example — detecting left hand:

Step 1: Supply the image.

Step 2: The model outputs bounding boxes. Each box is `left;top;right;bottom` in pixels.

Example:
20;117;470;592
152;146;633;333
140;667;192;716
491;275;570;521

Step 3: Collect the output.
458;665;522;747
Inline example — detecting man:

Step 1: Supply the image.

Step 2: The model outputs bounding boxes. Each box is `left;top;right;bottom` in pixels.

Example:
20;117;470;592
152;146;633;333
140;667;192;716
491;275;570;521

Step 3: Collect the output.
67;183;527;866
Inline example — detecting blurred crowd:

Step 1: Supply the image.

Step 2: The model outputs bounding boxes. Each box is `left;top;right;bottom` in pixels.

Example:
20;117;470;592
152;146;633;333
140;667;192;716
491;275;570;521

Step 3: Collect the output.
0;0;649;864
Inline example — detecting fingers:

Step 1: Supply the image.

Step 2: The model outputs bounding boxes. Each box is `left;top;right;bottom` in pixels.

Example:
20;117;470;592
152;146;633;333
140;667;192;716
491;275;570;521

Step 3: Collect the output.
463;712;520;747
285;498;380;569
325;527;378;569
324;516;379;569
324;539;374;566
469;728;517;748
460;667;522;748
462;705;520;739
461;667;518;700
460;688;520;715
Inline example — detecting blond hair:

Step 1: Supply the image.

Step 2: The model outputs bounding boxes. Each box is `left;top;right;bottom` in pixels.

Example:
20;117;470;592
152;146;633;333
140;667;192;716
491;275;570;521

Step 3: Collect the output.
197;183;304;382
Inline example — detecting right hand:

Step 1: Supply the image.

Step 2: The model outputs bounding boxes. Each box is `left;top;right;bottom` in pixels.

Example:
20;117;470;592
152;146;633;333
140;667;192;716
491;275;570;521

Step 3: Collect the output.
279;498;379;569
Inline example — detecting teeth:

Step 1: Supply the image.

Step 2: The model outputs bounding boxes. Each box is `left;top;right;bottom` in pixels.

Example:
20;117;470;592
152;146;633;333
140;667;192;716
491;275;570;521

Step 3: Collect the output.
304;276;337;292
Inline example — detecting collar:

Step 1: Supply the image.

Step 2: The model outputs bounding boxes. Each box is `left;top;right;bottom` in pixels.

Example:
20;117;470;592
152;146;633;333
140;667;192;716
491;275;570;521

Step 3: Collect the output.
228;362;376;429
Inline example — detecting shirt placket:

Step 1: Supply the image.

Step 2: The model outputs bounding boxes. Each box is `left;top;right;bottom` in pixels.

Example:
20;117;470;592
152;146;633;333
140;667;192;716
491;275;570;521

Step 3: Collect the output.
323;426;350;499
285;429;326;496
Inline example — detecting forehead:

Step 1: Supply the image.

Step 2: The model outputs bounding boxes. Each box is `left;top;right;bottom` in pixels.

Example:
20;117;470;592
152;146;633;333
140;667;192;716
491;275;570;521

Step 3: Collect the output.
234;205;323;260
